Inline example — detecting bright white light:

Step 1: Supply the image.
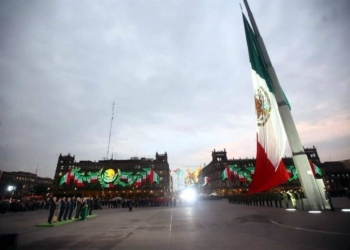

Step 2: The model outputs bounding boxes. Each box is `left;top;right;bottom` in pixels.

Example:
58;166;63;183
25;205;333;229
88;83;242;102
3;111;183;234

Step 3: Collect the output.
7;186;15;192
308;211;322;214
341;209;350;212
180;189;196;201
286;208;296;211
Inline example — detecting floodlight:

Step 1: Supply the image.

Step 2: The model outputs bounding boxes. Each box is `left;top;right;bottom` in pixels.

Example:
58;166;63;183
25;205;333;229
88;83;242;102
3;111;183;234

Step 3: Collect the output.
180;189;196;202
308;211;321;214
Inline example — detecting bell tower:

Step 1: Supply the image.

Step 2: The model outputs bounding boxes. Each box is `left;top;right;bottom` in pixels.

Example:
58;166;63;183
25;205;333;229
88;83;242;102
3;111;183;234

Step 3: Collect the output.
212;149;228;163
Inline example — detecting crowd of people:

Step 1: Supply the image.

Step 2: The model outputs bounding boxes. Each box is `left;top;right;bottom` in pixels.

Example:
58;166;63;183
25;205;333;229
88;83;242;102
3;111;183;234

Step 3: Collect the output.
98;197;176;208
228;187;350;211
228;189;306;209
0;198;46;213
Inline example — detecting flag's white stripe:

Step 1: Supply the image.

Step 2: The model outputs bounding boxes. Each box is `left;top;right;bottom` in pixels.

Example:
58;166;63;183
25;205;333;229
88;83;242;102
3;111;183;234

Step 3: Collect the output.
252;69;286;169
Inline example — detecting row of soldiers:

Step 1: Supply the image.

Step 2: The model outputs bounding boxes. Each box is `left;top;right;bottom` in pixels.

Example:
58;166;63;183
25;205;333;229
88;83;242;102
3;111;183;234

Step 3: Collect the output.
101;197;176;208
228;189;305;209
48;197;94;224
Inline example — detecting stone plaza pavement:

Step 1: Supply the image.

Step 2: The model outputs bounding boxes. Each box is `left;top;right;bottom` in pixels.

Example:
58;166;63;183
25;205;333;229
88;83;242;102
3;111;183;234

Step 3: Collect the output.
0;199;350;250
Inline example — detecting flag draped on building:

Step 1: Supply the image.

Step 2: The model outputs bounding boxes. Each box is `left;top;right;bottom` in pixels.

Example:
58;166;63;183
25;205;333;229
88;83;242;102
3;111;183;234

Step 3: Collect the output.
221;166;232;181
243;14;290;194
150;169;160;184
309;161;322;176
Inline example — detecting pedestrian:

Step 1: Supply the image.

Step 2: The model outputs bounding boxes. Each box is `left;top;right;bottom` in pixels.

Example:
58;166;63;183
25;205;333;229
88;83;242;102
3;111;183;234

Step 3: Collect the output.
47;197;57;224
324;187;335;211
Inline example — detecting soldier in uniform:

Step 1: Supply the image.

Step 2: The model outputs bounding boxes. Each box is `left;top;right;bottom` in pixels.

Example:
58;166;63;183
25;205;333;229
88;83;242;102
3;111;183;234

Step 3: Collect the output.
272;190;279;208
282;191;289;208
324;187;334;211
268;191;274;207
58;197;66;222
47;197;57;224
63;197;71;220
75;197;82;219
68;197;76;220
295;189;304;210
287;190;297;209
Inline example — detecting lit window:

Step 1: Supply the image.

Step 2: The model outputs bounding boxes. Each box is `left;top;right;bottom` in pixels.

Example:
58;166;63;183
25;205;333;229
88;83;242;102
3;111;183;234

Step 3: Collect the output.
59;172;62;176
61;166;64;170
160;171;163;174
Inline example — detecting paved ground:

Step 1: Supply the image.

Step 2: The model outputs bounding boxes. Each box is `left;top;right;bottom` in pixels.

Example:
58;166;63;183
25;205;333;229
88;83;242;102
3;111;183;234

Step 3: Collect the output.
1;199;350;250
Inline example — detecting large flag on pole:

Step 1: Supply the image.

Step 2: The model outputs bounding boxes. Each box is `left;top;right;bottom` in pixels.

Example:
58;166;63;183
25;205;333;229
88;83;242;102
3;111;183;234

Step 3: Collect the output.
243;14;290;194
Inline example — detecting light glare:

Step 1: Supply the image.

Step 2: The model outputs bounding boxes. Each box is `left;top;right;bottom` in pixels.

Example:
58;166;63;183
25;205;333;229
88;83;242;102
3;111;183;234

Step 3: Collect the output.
308;211;321;214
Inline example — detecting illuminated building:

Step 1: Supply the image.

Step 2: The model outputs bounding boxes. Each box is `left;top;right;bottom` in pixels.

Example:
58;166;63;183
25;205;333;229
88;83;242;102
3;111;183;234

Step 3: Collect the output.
0;171;53;198
53;152;173;198
198;147;349;196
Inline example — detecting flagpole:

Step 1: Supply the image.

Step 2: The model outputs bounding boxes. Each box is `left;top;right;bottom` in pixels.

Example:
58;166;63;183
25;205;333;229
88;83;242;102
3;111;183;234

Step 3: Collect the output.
243;0;324;210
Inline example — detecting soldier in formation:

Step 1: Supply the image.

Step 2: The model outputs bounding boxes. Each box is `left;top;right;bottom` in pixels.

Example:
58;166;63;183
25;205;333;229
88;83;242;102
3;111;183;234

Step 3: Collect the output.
228;188;305;209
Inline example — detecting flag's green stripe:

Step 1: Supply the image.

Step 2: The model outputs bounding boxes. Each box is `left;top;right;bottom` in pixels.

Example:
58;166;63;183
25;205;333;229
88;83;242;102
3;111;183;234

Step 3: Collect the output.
243;14;274;93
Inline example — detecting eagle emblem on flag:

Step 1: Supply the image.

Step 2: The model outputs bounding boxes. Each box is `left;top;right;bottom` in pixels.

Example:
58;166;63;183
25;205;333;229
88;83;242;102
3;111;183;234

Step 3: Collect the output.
255;86;271;126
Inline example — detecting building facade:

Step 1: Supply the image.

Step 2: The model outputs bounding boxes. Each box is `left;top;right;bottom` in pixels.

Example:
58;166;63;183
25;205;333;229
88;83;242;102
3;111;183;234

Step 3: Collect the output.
53;152;173;198
0;171;53;198
197;146;345;196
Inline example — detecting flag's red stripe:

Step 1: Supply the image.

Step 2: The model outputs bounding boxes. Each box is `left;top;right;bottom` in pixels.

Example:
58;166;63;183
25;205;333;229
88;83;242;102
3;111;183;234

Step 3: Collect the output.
248;141;289;194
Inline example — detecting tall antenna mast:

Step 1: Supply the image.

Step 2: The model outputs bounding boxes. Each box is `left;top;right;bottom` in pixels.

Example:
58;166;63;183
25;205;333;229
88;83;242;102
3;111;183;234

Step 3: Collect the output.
107;102;115;159
35;163;39;175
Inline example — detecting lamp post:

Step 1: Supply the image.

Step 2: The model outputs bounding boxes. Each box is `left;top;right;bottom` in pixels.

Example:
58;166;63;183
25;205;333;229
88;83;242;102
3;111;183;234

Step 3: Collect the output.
6;185;16;215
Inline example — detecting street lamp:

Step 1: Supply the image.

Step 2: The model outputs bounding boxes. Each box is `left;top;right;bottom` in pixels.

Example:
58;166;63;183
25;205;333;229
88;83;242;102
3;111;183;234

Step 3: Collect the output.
6;185;16;215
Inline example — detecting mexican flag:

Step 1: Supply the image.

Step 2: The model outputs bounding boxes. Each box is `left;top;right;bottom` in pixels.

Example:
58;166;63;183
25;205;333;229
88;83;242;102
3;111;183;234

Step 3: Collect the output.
246;166;255;175
150;169;160;184
243;14;290;194
238;172;247;182
60;170;74;185
121;172;133;182
173;168;185;175
89;172;98;183
221;166;232;181
231;167;240;179
140;172;147;182
104;183;114;188
286;166;294;177
201;176;210;186
73;174;79;184
143;168;152;178
309;161;322;176
134;176;142;187
76;177;85;187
